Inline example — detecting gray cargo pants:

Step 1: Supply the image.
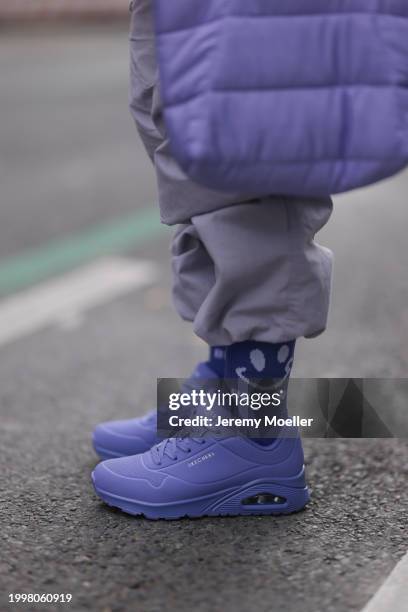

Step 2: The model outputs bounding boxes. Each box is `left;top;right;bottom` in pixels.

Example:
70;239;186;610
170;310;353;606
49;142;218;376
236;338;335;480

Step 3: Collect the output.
129;0;334;346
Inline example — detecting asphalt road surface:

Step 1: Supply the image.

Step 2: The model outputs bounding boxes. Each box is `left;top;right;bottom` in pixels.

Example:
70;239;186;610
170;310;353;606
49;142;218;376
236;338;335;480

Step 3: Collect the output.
0;24;407;612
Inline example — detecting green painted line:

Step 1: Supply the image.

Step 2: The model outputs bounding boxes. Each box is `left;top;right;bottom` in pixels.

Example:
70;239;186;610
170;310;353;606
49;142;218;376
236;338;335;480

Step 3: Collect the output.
0;207;167;296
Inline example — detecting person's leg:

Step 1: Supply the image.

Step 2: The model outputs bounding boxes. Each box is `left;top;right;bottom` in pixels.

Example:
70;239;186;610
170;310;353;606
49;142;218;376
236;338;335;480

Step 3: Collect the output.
171;196;332;445
172;197;333;345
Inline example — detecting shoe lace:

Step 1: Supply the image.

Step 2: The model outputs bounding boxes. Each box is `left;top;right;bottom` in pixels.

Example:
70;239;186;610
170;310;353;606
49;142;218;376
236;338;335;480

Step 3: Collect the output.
151;366;219;465
151;436;205;465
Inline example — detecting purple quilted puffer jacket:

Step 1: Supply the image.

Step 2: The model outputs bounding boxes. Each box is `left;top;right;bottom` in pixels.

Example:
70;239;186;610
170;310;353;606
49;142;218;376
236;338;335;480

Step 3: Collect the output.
154;0;408;197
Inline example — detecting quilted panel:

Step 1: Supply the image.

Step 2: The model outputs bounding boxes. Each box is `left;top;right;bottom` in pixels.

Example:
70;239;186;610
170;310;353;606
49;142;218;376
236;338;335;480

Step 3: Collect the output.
154;0;408;197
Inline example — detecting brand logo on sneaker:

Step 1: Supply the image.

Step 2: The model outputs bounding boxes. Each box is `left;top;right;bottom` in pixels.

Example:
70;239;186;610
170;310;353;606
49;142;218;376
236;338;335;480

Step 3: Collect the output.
187;452;215;468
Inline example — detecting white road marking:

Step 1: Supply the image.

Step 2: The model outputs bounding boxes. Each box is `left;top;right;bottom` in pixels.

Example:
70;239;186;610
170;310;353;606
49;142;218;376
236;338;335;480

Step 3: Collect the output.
0;257;158;348
361;551;408;612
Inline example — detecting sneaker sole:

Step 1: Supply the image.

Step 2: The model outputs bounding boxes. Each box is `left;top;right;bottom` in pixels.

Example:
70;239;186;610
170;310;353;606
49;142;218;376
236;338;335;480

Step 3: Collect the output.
92;472;310;520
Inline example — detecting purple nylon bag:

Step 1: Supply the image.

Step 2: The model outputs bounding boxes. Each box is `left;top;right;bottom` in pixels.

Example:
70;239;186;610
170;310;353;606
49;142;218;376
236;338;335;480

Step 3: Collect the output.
154;0;408;197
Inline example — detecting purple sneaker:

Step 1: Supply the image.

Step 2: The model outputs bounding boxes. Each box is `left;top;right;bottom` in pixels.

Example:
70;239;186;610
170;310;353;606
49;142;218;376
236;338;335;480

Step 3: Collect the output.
92;362;217;460
92;411;157;460
92;434;309;519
